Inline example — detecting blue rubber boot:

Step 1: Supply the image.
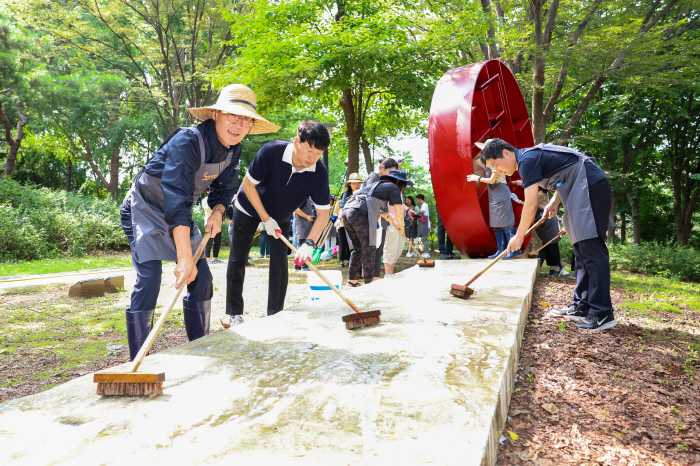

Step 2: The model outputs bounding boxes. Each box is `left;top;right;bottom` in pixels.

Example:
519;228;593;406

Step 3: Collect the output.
489;230;506;259
503;227;522;260
183;298;211;341
126;308;155;361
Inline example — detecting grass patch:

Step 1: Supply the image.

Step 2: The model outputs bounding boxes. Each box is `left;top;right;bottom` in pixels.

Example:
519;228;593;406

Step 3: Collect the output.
0;285;185;388
613;271;700;324
0;253;134;278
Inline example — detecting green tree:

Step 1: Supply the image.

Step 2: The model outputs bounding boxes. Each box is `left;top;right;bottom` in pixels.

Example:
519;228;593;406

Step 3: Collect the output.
218;0;486;178
12;0;241;136
476;0;699;144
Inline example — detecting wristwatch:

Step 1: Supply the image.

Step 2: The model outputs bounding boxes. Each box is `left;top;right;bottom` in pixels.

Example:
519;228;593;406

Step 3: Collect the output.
304;239;316;248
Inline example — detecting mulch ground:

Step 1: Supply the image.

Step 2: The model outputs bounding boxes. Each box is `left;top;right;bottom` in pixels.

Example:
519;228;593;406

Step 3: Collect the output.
497;275;700;466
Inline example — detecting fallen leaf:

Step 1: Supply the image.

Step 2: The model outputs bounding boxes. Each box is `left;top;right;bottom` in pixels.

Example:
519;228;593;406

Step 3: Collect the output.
507;430;519;441
511;409;531;416
541;302;551;307
542;403;559;415
0;349;7;354
531;319;541;324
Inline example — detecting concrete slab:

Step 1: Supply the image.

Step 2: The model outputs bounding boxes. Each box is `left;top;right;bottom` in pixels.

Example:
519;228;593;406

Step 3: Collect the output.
0;259;538;465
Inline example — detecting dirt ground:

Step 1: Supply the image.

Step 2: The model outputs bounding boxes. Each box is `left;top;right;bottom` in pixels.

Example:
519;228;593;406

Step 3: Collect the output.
497;275;700;466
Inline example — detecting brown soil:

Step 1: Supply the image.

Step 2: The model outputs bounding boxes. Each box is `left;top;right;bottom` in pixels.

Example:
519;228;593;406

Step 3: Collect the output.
497;276;700;466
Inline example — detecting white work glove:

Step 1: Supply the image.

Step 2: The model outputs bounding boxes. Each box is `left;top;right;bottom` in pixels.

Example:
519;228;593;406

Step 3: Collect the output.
263;217;282;238
466;174;481;182
294;242;314;266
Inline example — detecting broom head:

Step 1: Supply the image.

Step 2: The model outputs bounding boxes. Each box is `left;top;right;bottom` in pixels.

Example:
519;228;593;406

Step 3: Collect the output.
418;259;435;267
342;310;381;330
527;252;538;258
94;372;165;396
450;284;474;300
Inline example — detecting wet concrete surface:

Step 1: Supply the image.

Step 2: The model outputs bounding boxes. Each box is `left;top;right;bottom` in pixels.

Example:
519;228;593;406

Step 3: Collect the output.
0;259;538;465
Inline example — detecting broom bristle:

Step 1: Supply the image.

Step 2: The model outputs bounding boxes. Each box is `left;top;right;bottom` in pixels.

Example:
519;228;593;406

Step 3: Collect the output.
345;316;381;330
96;382;163;396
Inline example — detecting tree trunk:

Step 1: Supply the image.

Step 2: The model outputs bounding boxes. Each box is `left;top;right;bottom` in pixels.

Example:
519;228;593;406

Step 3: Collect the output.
66;157;72;193
0;101;29;176
108;144;120;200
360;135;373;175
339;88;361;177
620;212;626;243
625;185;641;244
607;192;618;244
530;0;545;143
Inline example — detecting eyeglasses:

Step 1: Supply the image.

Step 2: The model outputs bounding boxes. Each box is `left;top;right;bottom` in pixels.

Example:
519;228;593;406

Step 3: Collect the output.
222;113;253;128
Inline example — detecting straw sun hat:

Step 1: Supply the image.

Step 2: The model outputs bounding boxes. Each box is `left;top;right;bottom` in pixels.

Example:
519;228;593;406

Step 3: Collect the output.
188;84;281;135
344;173;364;184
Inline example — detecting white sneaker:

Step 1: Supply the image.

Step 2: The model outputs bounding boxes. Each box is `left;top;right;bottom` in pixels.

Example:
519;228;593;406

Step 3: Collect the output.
221;315;244;329
421;253;430;259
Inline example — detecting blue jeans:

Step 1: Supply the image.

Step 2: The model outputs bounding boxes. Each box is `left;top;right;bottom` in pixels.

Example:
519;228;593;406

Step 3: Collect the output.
259;231;269;256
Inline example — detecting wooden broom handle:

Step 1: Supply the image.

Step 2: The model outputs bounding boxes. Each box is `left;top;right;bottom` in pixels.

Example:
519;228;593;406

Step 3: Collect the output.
129;232;211;373
533;230;566;254
384;215;423;258
464;216;548;287
277;234;363;314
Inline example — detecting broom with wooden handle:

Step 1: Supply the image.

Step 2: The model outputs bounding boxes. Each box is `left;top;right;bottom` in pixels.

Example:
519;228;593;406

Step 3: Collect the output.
94;232;211;396
382;213;435;267
450;216;547;299
527;230;566;257
277;234;380;330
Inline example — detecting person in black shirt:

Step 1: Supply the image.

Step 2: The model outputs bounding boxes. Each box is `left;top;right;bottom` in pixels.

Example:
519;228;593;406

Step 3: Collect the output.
480;138;616;332
341;170;412;286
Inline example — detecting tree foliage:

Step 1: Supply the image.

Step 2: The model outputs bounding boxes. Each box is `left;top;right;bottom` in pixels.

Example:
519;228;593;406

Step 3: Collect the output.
218;0;487;177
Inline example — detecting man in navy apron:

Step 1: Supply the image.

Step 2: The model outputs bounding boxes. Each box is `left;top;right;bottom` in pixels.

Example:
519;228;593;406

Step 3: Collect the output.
479;138;617;332
120;84;280;360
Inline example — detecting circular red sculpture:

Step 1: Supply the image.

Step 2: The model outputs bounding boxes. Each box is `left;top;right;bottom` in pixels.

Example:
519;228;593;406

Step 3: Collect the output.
428;59;535;257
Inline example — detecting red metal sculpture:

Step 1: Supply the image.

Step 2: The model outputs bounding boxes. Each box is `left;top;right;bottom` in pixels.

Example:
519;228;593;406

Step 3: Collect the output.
428;59;535;257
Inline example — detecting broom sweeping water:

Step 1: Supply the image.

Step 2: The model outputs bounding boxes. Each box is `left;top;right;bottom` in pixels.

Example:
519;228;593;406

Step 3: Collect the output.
278;234;380;330
450;216;547;299
93;232;211;396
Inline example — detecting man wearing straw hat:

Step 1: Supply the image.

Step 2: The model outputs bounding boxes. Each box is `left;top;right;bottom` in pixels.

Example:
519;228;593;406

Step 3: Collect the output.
120;84;280;361
223;121;332;327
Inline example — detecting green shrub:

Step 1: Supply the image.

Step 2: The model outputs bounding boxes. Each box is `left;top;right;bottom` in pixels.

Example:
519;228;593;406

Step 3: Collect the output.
609;242;700;282
0;177;128;261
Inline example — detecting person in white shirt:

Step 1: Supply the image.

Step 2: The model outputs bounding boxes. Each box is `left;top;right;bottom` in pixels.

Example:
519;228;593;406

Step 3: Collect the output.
415;194;431;258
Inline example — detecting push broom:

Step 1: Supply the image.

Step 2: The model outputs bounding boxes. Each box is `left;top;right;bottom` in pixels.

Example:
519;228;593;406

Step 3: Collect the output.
383;215;435;267
450;216;547;299
94;232;211;396
278;235;380;330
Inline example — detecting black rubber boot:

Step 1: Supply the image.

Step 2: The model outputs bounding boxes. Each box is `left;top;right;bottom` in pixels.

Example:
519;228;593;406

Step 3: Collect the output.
183;298;211;341
125;308;155;361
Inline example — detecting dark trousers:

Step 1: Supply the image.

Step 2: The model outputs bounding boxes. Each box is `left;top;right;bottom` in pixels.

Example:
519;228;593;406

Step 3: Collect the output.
373;228;386;277
537;243;562;268
571;178;613;316
337;227;350;262
437;212;453;255
121;197;212;311
259;231;269;256
343;207;376;284
205;231;222;258
226;209;291;316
